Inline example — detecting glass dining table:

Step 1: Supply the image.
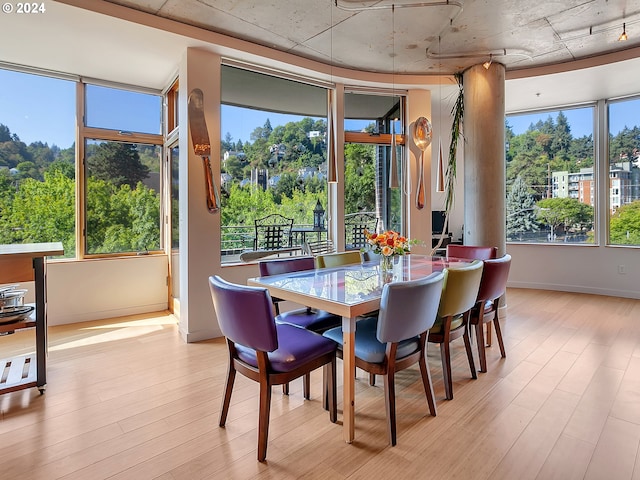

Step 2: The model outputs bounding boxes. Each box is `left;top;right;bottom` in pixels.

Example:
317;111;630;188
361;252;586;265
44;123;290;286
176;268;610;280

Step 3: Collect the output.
247;254;474;443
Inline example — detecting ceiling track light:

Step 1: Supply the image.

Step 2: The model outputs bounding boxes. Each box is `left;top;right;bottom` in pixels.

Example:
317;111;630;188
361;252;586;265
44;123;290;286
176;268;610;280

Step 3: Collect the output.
334;0;463;12
426;47;533;62
558;16;640;42
483;54;493;69
619;23;628;41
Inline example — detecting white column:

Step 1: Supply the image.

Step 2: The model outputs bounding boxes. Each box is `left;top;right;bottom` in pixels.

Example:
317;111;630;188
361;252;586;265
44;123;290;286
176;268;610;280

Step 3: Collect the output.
178;48;223;342
463;64;506;255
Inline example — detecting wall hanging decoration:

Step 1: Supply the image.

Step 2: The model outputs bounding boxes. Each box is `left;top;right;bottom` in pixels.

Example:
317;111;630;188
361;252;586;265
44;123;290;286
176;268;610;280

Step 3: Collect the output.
188;88;220;214
412;116;433;209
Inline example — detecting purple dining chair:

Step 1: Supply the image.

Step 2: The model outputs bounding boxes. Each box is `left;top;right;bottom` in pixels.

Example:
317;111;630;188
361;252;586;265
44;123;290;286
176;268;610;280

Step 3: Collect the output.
259;256;341;333
259;256;342;397
470;254;512;372
209;275;337;462
446;244;498;260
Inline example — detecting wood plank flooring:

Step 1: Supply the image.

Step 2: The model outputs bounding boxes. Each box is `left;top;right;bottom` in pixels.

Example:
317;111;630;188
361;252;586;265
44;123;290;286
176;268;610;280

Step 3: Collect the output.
0;288;639;479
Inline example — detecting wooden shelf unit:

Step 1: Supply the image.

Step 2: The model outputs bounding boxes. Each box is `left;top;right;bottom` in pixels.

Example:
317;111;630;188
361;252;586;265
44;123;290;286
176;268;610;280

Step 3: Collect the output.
0;243;63;395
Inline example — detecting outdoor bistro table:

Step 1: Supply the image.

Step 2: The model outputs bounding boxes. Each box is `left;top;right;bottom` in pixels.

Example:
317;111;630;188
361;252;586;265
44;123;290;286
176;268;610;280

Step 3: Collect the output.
290;226;327;245
248;254;474;443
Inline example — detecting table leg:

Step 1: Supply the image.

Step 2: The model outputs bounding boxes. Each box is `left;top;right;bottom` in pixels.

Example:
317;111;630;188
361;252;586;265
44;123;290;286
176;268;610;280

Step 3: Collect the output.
342;316;356;443
33;256;46;392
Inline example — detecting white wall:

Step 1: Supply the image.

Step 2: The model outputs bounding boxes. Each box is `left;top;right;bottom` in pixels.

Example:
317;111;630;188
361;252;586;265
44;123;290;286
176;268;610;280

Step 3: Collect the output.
507;244;640;299
44;255;169;326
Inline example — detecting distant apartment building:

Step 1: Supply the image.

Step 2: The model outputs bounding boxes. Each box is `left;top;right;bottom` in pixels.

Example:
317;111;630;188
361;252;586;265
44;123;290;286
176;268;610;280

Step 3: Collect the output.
552;161;639;211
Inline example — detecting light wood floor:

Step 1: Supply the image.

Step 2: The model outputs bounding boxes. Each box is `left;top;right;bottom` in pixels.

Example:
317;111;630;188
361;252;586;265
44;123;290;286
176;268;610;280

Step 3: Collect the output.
0;288;639;479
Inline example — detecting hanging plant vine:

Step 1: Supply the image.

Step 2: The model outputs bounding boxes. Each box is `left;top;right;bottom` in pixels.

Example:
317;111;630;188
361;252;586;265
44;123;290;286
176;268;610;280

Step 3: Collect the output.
432;72;464;254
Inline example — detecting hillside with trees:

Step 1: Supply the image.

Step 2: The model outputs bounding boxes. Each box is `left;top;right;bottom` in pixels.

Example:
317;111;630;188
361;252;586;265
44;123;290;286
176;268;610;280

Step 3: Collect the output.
506;111;640;244
0;124;160;256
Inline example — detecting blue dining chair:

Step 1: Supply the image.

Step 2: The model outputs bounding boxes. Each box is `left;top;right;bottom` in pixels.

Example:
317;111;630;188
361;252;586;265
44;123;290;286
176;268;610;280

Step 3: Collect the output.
323;272;444;445
209;275;337;462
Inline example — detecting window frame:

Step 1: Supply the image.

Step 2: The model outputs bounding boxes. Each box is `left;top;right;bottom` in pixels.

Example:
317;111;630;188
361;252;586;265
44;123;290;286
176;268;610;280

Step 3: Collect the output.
78;81;165;259
505;104;597;245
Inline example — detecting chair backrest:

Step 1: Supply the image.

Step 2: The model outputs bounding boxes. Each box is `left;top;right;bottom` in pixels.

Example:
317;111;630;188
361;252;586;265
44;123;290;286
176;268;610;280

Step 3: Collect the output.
208;275;278;352
361;249;381;263
315;250;362;269
302;239;335;256
344;212;378;249
259;256;315;277
476;254;511;303
438;260;484;318
376;272;445;344
254;214;294;250
446;244;497;260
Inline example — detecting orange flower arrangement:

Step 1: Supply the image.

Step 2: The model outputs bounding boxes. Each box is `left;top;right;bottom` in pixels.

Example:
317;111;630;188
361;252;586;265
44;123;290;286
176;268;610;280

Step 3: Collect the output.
364;229;414;257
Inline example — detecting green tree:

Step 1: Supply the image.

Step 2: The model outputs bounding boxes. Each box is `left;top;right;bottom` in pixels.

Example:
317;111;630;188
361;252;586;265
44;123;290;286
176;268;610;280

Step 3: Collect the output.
5;170;75;255
610;200;640;245
0;124;12;142
568;135;594;168
16;161;39;180
551;111;572;155
506;175;539;240
536;197;593;240
86;177;159;254
609;126;640;164
344;143;375;213
86;142;149;188
224;154;245;180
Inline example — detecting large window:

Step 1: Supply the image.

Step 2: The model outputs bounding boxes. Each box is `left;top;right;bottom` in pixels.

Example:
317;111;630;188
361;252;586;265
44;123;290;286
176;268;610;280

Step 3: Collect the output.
0;68;164;259
83;84;163;256
506;107;595;244
344;91;405;245
607;97;640;246
0;68;76;257
220;65;328;264
84;139;161;255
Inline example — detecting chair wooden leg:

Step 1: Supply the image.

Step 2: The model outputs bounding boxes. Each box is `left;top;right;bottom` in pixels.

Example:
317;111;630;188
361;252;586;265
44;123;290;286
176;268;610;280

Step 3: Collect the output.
257;378;272;462
486;321;492;347
419;355;437;416
463;328;477;379
383;369;397;446
327;358;337;423
440;342;453;400
369;373;376;386
475;322;488;373
322;366;328;411
303;373;311;400
219;363;236;427
494;317;506;358
282;383;289;395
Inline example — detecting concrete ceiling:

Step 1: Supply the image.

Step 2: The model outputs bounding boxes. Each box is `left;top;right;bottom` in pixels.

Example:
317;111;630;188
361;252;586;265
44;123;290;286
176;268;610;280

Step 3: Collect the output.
104;0;640;74
2;0;640;112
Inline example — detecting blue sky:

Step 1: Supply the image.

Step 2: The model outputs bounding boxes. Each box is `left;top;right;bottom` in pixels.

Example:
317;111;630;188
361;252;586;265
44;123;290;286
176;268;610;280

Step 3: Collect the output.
507;100;640;138
1;68;638;149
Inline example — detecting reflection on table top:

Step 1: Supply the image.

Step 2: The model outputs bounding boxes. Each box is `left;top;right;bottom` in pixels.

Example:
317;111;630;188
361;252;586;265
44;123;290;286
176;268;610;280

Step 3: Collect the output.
248;255;473;318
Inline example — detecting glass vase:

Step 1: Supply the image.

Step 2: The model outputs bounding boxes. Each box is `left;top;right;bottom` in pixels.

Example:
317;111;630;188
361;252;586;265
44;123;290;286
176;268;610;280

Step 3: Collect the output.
379;255;394;283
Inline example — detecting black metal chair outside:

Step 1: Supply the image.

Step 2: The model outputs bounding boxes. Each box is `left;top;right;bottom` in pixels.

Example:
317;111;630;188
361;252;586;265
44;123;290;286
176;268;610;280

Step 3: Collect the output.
254;214;294;251
344;212;378;250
